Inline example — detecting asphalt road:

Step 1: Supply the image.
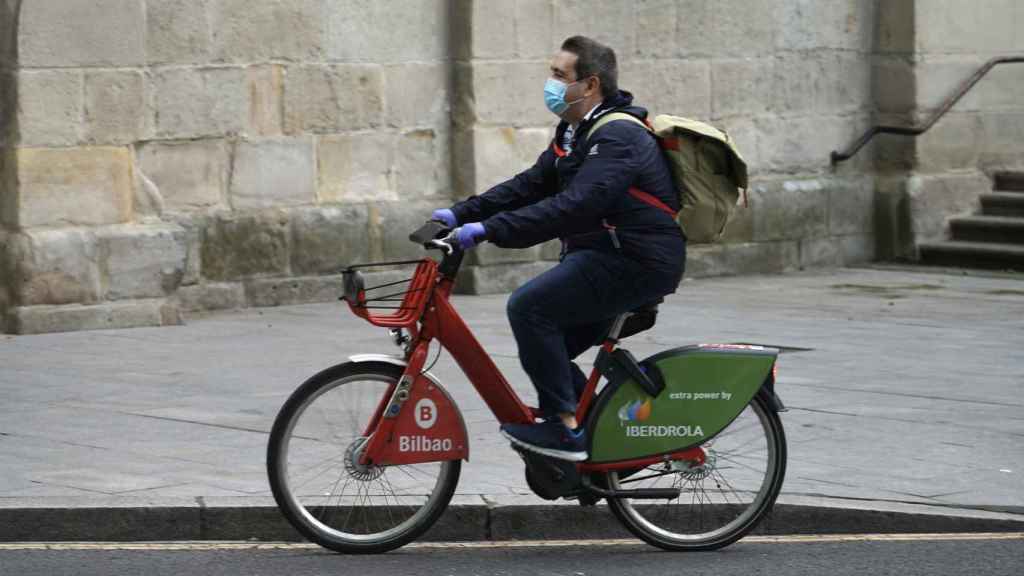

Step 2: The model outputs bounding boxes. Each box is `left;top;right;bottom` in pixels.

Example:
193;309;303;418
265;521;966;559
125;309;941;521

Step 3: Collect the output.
2;534;1022;576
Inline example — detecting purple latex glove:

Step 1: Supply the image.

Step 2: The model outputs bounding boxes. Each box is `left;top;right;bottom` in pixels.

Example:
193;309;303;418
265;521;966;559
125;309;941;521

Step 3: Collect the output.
453;223;487;250
431;208;457;228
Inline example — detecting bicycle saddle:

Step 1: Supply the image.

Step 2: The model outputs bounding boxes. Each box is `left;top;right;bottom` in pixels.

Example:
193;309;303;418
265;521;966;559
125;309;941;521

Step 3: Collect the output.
616;297;662;340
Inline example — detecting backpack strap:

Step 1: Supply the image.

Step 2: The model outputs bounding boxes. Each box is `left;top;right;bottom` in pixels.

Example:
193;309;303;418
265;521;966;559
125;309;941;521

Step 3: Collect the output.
585;111;650;142
585;112;678;219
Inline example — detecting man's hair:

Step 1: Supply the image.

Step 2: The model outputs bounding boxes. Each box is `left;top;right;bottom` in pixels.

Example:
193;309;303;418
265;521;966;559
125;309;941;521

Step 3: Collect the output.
560;35;618;99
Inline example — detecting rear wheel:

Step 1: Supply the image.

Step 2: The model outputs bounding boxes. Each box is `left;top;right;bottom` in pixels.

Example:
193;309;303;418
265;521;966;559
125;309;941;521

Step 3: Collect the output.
267;362;460;554
606;393;786;550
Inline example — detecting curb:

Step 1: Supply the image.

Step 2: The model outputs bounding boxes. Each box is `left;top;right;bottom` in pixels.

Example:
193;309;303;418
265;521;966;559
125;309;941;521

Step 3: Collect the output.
2;503;1023;543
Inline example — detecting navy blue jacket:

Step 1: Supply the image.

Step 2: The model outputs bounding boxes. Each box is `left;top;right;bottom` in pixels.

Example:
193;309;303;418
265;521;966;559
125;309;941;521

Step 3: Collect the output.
450;91;685;276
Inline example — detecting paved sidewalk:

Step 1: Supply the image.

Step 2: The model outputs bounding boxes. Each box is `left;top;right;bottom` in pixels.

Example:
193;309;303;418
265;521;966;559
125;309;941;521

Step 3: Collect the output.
1;265;1023;540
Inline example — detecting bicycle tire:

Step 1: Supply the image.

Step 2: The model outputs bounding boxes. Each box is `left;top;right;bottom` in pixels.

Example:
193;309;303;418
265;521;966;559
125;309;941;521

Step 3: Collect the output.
606;393;786;551
267;361;461;554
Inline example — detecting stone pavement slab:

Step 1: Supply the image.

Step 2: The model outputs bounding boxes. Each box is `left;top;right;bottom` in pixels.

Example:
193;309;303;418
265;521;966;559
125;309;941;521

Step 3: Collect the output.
1;266;1023;540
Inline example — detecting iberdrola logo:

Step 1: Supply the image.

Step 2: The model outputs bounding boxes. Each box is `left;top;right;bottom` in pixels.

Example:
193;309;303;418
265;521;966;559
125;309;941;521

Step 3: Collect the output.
618;398;652;423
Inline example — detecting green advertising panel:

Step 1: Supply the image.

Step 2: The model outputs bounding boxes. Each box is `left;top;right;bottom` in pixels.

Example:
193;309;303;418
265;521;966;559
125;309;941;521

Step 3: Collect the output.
588;345;776;463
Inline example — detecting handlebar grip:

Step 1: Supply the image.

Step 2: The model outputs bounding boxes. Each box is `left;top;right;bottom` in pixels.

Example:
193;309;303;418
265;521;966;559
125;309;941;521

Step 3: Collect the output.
409;220;450;245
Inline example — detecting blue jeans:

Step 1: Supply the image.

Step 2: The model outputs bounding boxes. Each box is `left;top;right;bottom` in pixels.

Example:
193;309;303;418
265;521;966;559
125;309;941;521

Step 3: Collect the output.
506;249;684;418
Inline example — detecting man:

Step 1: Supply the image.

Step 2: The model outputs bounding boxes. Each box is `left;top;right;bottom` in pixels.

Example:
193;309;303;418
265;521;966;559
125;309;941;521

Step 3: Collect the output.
433;36;685;461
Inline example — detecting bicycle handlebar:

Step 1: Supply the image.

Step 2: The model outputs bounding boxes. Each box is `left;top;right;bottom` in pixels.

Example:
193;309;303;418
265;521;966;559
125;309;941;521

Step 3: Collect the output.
409;220;458;255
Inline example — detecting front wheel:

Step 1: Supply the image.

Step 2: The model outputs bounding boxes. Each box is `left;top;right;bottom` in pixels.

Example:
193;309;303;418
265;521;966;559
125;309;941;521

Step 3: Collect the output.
267;362;460;554
606;393;786;551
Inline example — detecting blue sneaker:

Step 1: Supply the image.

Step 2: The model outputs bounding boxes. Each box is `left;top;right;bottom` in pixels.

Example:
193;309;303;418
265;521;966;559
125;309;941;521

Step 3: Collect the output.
500;420;588;462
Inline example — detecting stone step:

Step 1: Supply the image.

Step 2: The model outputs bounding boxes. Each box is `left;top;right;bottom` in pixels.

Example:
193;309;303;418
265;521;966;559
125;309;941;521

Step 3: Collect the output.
994;171;1024;192
980;192;1024;217
949;215;1024;245
919;241;1024;271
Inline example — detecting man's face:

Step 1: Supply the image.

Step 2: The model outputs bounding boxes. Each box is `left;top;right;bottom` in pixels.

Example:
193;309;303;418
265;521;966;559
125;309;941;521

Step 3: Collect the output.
549;50;596;123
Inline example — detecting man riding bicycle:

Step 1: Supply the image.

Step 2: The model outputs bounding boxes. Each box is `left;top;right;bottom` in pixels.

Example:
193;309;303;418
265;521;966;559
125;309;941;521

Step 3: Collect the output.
432;36;685;462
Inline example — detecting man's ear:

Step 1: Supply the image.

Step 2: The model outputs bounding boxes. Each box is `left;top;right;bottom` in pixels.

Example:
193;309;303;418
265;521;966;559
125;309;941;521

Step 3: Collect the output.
587;75;602;98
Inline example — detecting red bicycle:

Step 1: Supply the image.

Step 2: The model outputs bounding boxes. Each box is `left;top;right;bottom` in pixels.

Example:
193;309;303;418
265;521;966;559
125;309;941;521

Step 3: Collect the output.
267;221;787;553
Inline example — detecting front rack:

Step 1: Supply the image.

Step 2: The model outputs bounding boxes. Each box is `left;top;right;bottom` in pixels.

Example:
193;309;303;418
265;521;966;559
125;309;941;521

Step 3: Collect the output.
341;259;439;328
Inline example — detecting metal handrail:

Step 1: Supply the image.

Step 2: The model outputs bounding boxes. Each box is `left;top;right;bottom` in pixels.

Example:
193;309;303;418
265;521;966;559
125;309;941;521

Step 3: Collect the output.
831;55;1024;165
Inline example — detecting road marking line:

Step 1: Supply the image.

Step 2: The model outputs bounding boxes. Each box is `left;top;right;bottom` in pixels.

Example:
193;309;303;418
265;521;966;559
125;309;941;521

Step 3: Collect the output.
1;533;1021;551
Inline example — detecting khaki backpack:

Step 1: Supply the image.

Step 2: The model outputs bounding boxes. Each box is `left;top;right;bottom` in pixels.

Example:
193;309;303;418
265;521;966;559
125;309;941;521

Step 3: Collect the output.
586;112;748;244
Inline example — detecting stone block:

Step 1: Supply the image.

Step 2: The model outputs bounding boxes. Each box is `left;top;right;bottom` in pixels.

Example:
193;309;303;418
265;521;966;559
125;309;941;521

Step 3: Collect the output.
454;261;556;295
180;225;203;286
683;241;799;278
17;70;83;147
515;0;556;58
974;62;1024;112
914;57;982;114
715;116;759;174
797;237;841;269
979;112;1024;169
230;138;316;209
84;70;148;145
719;203;754;244
915;0;1016;54
8;300;181;335
914;112;982;172
873;174;914;261
0;148;14;227
369;201;434;262
317;131;397;203
906;171;989;244
283;65;384;134
289;205;371;275
465;61;551;127
0;1;14;67
152;67;249;139
396;129;449;200
838;234;875;265
820;53;872;114
146;0;212;64
201;211;291;280
777;0;874;51
137;140;229;213
16;147;134;228
245;275;345;308
7;229;101;306
711;0;778;56
469;2;516;59
768;53;824;116
675;0;715;57
326;0;446;63
209;0;325;62
621;59;711;119
248;65;284;136
175;282;246;313
0;72;14;147
877;0;915;53
468;127;552;196
873;57;916;114
828;177;875;236
635;0;679;58
750;178;829;242
385;62;449;129
552;0;635;58
754;115;844;174
711;58;773;118
18;0;144;67
97;224;189;300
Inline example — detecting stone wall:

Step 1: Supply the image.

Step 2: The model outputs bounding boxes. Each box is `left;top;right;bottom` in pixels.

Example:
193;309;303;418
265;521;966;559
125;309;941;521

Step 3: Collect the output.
875;0;1024;258
1;1;1019;333
454;0;878;292
1;0;451;333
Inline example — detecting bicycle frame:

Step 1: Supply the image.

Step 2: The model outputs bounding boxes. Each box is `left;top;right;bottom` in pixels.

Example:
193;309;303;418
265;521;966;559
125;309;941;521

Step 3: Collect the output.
355;257;706;473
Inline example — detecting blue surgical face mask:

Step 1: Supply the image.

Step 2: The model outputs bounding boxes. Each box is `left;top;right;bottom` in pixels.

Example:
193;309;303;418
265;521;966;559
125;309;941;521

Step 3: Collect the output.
544;78;583;116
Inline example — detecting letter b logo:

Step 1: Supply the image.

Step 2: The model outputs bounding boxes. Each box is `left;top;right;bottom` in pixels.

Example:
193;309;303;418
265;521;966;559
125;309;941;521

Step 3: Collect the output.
414;399;438;430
